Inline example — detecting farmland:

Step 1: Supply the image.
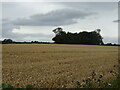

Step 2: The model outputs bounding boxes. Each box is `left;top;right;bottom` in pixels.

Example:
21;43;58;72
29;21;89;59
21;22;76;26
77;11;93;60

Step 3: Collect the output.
2;44;118;88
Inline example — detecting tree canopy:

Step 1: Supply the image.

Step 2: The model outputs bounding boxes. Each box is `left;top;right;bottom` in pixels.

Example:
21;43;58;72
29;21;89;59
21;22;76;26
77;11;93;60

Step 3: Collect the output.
2;39;13;44
52;27;104;45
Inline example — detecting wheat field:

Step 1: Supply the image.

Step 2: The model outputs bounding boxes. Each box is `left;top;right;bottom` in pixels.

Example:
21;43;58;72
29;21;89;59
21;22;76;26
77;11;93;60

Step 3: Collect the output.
2;44;118;88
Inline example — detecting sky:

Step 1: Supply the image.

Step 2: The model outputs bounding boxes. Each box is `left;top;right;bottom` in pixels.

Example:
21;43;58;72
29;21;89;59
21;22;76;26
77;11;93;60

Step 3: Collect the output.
0;1;119;44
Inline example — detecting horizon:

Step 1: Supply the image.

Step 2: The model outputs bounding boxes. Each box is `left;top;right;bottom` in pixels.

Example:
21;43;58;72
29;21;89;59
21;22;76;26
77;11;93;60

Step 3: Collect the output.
1;2;119;44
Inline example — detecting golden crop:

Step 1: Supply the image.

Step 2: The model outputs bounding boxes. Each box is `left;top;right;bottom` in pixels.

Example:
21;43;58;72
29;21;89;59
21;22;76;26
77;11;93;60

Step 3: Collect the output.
2;44;118;88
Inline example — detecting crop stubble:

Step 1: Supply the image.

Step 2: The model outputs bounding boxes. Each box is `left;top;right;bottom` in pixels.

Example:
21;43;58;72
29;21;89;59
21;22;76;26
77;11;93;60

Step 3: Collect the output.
2;44;118;88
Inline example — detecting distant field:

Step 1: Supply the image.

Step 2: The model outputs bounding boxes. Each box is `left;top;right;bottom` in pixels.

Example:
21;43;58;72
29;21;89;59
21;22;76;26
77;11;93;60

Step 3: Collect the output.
2;44;118;88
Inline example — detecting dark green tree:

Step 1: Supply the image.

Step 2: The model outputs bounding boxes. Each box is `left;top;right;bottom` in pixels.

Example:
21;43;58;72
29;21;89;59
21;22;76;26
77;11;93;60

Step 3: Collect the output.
2;39;13;44
52;27;104;45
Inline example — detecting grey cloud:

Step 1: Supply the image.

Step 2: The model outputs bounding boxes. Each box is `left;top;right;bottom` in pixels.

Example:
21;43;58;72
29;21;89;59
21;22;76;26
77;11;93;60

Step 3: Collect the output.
2;18;54;41
2;19;20;38
13;9;96;26
56;2;117;12
2;8;96;41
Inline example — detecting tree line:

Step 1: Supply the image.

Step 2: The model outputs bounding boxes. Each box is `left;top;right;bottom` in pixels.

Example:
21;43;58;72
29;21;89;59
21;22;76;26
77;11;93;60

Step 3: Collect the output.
0;27;119;46
0;39;52;44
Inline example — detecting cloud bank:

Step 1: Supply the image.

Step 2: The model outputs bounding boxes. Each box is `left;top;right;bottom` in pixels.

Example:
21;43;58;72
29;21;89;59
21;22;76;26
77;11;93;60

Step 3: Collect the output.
2;2;118;44
13;9;95;26
2;8;96;41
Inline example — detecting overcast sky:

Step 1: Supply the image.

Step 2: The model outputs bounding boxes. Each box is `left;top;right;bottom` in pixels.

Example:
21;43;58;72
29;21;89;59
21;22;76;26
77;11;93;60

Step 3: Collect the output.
1;1;119;44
